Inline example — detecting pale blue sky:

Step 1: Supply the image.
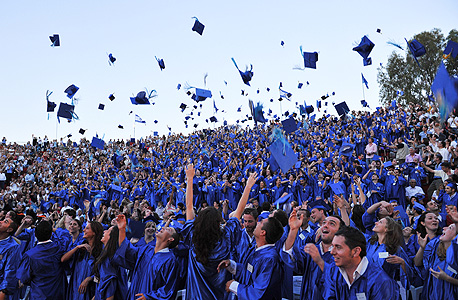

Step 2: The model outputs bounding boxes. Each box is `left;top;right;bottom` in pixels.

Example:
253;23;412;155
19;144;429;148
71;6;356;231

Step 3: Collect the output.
1;0;457;143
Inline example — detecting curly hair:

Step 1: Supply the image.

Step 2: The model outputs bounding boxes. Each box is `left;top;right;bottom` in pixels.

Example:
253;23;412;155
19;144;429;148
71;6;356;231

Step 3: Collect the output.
192;207;223;266
369;217;403;255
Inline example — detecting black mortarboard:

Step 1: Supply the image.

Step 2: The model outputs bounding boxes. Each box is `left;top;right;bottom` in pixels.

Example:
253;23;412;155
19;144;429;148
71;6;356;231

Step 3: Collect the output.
118;125;124;129
444;40;458;59
49;34;60;47
192;17;205;35
108;53;116;65
64;84;79;99
231;58;253;86
57;103;75;122
130;91;150;105
180;103;187;112
302;51;318;69
66;134;72;138
210;116;217;123
306;105;314;114
194;124;198;128
353;36;374;66
108;94;115;101
155;56;165;71
281;118;297;134
281;41;285;46
79;128;86;135
334;101;350;116
361;100;369;107
376;28;382;34
298;82;303;89
406;38;426;68
191;88;212;102
154;120;158;124
47;101;56;112
98;103;105;110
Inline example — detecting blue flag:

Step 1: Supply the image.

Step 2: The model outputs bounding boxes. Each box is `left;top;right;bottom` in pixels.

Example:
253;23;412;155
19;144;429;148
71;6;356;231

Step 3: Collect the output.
361;73;369;89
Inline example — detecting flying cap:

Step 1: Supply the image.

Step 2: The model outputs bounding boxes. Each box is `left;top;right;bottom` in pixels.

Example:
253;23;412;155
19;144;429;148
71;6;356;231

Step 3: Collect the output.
118;125;124;129
79;128;86;135
329;182;346;195
412;202;426;212
155;56;165;71
98;103;105;110
268;128;298;174
249;100;267;124
64;84;79;99
57;103;75;122
180;103;187;112
231;58;253;86
339;142;355;157
431;62;458;119
281;117;297;134
91;137;104;150
273;193;294;207
49;34;60;47
130;91;151;105
47;101;56;112
298;82;303;89
192;17;205;35
334;101;350;116
443;40;458;59
406;38;426;68
383;161;393;168
353;36;374;66
302;51;318;69
192;88;212;102
108;53;116;65
108;94;115;101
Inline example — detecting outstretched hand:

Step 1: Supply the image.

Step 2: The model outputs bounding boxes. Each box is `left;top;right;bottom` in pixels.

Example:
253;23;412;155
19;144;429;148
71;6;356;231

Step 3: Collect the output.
186;164;195;180
289;208;303;231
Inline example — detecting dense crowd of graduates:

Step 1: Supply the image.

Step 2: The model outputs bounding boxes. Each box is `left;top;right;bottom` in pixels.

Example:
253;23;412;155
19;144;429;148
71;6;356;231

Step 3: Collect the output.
1;102;458;300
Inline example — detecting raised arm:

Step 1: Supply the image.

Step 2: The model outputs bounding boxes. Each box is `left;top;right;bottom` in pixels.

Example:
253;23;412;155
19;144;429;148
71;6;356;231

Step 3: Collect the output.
284;208;302;251
116;214;127;247
185;164;195;221
233;172;258;220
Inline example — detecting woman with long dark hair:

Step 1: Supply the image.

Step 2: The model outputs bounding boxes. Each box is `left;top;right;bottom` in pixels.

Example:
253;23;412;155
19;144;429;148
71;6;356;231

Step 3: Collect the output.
61;221;104;300
367;217;414;299
92;225;128;300
183;164;257;300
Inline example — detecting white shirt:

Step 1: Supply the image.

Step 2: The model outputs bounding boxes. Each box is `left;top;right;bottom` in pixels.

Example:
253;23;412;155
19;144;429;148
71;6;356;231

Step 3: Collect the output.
338;256;369;288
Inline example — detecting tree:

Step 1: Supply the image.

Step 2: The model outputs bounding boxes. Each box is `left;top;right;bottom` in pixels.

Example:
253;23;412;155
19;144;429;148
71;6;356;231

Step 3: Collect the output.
377;28;458;107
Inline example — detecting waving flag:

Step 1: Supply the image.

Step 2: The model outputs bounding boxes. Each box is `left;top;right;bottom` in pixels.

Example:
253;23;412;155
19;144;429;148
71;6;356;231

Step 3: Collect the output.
135;114;146;124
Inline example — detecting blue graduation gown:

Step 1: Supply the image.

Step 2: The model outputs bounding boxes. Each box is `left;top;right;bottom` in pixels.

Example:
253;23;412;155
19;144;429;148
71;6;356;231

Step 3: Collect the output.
113;239;155;300
235;245;282;300
384;175;407;208
17;240;68;300
94;257;127;300
232;228;256;265
67;250;96;300
421;238;458;300
182;218;239;300
322;260;399;300
142;249;178;300
0;236;21;296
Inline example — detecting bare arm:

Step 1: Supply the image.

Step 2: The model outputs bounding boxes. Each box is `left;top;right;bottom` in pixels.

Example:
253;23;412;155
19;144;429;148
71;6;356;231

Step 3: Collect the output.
116;214;127;247
284;209;302;251
233;172;258;220
185;164;195;221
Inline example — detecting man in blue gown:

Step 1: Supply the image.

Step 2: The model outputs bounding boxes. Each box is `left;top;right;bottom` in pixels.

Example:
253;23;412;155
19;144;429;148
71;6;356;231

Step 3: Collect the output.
219;216;284;300
17;220;67;300
323;226;399;299
232;208;258;264
0;217;20;300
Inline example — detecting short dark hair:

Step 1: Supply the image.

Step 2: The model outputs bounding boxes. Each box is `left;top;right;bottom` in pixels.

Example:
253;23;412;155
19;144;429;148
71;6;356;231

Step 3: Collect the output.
329;215;345;230
262;217;284;244
6;218;18;236
168;230;181;249
272;210;288;227
297;208;311;219
243;207;259;220
35;220;53;242
334;226;366;258
261;201;271;212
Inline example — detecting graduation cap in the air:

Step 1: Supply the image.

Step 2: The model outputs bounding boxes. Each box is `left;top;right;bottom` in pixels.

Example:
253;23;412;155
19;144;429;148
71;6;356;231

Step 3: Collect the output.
280;40;285;47
431;62;458;121
209;116;218;123
405;38;426;68
91;137;104;150
443;40;458;59
64;84;79;99
361;100;369;108
108;53;116;65
339;142;355;157
329;182;346;196
130;90;156;105
231;58;253;86
376;28;382;34
192;17;205;35
249;100;267;124
301;50;319;69
118;125;124;129
334;101;350;116
155;56;165;71
268;128;298;174
108;94;115;101
316;100;321;111
79;128;86;135
281;118;297;134
49;34;60;47
353;36;374;67
383;161;393;168
57;103;76;122
47;100;56;112
308;199;331;212
192;88;212;102
273;193;294;207
298;82;303;89
180;103;187;112
98;103;105;110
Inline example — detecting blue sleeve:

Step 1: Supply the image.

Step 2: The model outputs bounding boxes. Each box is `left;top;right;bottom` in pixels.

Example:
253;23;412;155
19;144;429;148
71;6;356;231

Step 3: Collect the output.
144;258;178;300
362;211;377;232
236;257;278;300
16;253;32;285
0;243;20;294
112;239;139;271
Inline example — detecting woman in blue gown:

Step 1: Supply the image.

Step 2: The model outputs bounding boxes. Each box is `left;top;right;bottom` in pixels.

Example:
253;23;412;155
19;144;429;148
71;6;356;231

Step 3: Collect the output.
61;221;104;300
93;225;128;300
182;164;258;300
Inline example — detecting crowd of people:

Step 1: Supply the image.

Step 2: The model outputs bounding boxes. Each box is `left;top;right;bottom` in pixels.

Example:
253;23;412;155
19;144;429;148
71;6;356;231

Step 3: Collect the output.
1;102;458;300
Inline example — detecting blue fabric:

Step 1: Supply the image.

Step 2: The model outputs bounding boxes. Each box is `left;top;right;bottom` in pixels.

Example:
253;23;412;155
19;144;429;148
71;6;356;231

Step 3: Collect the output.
235;245;282;300
181;218;239;300
94;257;127;300
67;249;95;300
322;261;399;299
232;228;256;265
17;240;68;300
142;250;178;300
0;236;21;295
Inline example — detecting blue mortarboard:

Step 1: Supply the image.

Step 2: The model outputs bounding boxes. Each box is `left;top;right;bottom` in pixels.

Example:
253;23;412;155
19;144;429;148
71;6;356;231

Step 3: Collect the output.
268;130;298;174
316;100;321;109
91;137;105;150
363;57;372;66
192;17;205;35
444;40;458;59
431;62;458;120
210;116;217;123
281;118;297;134
130;91;151;105
49;34;60;47
339;142;355;157
273;193;294;207
57;103;75;122
406;38;426;68
301;48;318;69
108;53;116;65
249;100;267;124
64;84;79;99
294;161;302;169
267;156;280;172
155;56;165;70
192;88;212;102
361;100;369;107
308;199;331;211
412;202;426;212
281;40;285;47
79;128;86;135
383;161;393;168
298;82;303;89
372;155;381;161
108;94;115;101
153;131;158;136
98;103;105;110
326;140;334;148
334;101;350;116
180;103;187;112
329;182;345;195
47;101;56;112
353;36;374;66
231;58;253;86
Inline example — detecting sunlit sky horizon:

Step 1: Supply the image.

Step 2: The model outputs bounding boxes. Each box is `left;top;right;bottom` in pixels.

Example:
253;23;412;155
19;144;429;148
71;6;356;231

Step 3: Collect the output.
1;0;457;144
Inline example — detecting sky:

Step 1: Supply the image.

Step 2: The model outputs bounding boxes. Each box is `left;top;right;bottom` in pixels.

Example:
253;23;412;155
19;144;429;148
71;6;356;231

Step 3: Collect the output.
0;0;457;144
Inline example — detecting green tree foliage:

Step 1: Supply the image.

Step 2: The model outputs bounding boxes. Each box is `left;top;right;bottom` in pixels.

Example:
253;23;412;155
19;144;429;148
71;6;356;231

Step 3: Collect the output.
377;28;458;107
